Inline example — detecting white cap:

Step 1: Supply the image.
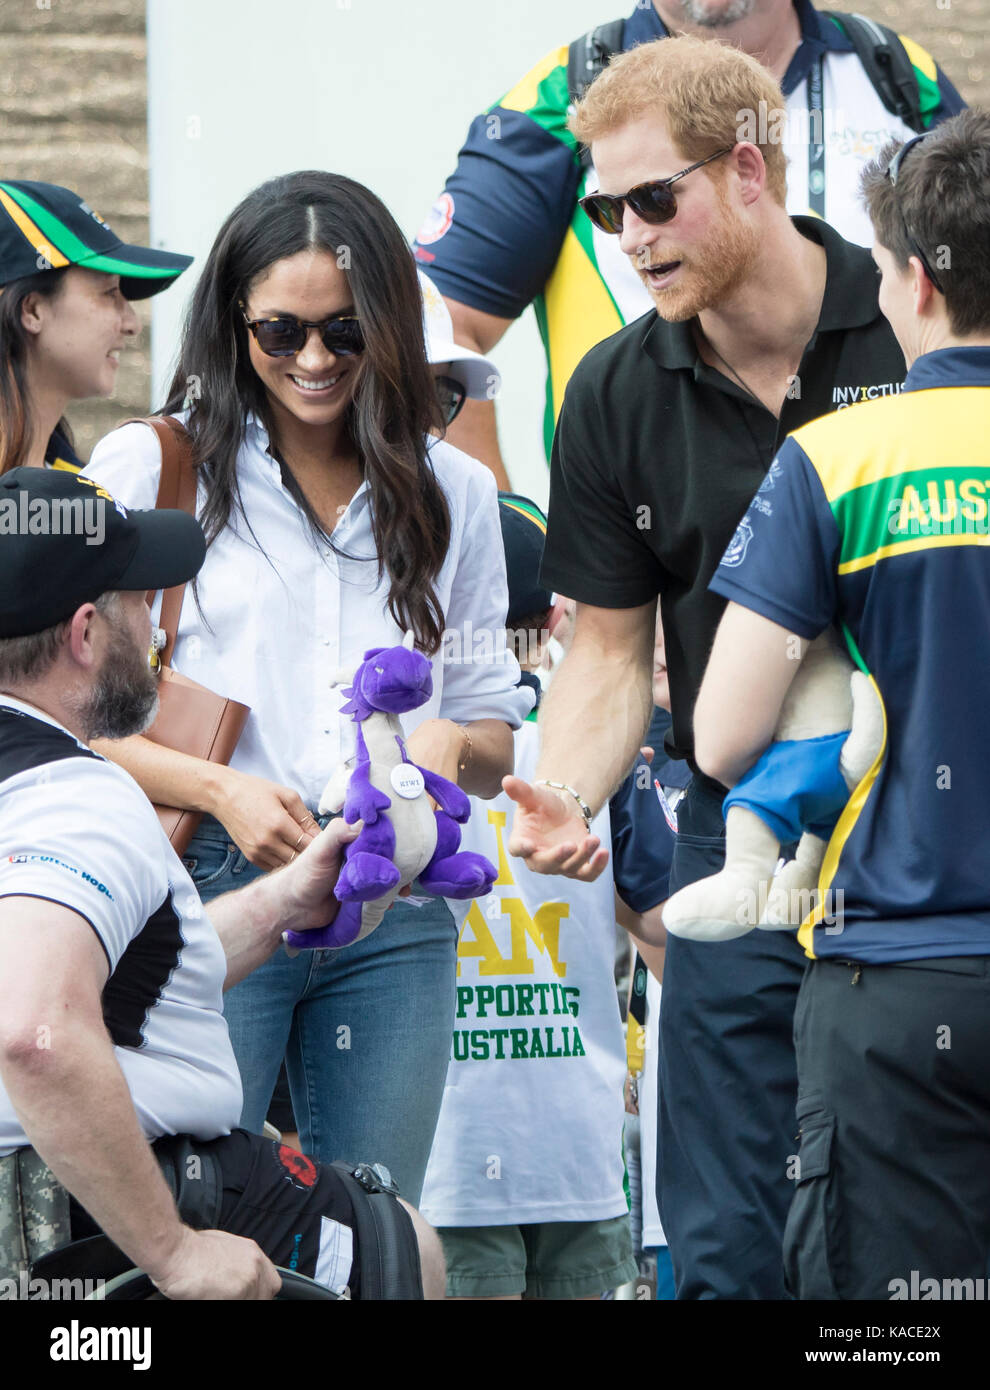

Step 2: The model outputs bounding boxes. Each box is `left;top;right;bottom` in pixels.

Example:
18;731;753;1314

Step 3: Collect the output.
418;269;500;400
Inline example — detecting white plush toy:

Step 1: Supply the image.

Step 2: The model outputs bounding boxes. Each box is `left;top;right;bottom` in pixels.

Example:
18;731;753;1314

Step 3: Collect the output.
663;628;885;943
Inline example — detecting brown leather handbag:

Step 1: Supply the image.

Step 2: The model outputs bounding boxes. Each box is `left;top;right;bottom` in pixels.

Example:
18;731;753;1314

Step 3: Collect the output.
132;416;250;855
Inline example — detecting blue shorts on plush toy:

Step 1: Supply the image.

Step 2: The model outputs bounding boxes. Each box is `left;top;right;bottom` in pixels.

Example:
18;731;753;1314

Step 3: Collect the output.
722;732;850;843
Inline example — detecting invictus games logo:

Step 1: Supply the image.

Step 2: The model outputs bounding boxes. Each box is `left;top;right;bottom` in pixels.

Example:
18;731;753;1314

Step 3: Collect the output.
832;382;904;409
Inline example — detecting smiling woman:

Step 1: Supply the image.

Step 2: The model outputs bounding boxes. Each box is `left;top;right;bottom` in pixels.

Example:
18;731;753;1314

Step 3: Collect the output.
0;178;192;474
80;169;530;1205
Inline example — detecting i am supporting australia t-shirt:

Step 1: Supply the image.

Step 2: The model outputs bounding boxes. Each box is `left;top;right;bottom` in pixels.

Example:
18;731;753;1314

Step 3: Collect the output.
420;719;629;1227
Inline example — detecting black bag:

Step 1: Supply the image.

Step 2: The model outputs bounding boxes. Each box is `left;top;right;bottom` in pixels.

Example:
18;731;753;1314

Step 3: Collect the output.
152;1143;425;1299
26;1146;424;1300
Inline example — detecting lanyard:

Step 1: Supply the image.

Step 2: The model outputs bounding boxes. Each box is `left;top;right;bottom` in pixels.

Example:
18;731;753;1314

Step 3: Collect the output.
806;57;826;218
626;952;648;1085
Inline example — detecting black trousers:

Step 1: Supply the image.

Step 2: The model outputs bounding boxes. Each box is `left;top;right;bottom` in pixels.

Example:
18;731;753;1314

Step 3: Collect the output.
657;775;805;1300
787;954;990;1300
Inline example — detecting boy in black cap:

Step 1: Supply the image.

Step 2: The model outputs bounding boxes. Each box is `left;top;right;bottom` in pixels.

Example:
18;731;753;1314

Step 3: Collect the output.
0;179;192;474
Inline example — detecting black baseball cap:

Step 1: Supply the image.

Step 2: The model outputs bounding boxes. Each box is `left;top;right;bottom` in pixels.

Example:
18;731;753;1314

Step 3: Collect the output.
0;468;206;638
0;179;193;299
498;493;553;625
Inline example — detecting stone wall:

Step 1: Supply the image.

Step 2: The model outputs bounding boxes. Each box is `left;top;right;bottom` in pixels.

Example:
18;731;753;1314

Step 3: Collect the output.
0;0;986;462
822;0;986;101
0;0;148;456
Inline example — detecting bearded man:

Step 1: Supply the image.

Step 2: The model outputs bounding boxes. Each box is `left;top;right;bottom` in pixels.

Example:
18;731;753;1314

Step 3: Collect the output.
0;468;442;1299
503;35;907;1299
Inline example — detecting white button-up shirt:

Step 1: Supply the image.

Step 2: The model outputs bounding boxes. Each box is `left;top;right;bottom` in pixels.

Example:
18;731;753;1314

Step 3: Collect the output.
83;416;532;811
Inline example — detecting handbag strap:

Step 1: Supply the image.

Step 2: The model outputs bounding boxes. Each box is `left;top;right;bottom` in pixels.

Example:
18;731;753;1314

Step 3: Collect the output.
123;416;197;668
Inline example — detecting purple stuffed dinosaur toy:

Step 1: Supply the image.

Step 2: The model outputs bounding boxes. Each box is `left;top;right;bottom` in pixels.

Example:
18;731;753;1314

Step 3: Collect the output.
283;631;497;951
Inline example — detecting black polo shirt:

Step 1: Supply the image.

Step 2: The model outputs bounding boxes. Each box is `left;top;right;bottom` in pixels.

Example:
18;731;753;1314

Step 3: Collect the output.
541;216;906;767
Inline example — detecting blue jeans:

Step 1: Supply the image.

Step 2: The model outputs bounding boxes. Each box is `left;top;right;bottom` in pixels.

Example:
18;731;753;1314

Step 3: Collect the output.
184;814;458;1205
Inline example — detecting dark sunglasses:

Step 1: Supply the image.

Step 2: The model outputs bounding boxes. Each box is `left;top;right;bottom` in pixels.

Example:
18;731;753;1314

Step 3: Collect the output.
579;148;734;235
884;134;944;295
435;374;467;426
240;304;365;358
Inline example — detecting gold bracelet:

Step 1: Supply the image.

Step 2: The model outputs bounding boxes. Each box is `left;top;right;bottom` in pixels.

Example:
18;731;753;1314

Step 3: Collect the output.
457;725;473;772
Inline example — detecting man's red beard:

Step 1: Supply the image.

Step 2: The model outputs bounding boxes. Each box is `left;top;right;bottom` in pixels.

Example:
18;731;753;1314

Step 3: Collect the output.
634;185;761;322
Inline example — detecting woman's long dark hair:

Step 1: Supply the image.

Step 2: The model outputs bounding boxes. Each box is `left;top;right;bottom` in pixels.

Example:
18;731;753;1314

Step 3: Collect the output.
0;268;74;473
161;170;451;654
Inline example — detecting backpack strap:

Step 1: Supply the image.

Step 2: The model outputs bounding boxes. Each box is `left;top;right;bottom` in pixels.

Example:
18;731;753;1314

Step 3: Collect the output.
331;1161;424;1299
829;12;925;133
567;18;627;169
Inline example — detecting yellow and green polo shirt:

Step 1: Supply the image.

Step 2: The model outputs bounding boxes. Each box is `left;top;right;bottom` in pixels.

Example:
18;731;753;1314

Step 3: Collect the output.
710;346;990;964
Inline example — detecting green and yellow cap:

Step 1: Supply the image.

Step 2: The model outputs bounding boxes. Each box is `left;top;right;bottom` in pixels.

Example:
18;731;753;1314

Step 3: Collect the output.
0;179;192;299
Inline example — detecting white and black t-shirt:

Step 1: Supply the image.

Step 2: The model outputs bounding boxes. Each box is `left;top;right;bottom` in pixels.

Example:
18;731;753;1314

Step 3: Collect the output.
0;698;242;1156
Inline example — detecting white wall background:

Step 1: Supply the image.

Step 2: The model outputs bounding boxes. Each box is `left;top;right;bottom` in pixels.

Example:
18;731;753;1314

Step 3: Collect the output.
147;0;616;508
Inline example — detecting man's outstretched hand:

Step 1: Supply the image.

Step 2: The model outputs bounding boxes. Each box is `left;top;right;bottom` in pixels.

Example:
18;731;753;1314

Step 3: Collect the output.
503;776;610;880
